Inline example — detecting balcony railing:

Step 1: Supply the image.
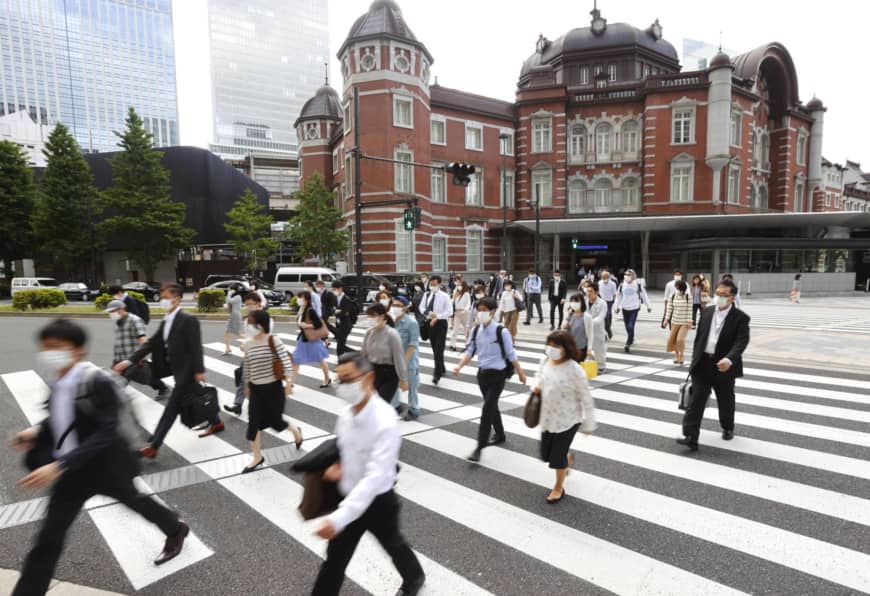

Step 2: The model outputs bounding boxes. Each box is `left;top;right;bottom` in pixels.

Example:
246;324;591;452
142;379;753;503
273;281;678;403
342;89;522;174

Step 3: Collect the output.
568;151;641;166
567;192;641;215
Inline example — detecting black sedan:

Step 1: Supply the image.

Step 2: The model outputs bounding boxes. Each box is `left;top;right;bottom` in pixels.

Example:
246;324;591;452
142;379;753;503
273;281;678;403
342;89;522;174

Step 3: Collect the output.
201;280;285;307
123;281;161;302
57;282;99;301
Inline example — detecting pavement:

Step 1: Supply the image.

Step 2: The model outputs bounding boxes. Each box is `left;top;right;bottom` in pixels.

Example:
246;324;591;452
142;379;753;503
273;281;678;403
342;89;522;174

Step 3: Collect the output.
0;294;868;595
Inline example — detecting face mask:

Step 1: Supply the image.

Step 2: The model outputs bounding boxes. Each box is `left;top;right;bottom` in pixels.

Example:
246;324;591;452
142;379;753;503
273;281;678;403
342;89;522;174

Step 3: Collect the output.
333;290;341;297
109;311;122;321
298;300;307;309
429;285;438;292
545;346;564;361
245;305;260;313
476;310;492;325
369;316;383;327
389;307;404;320
159;298;175;311
378;285;386;292
336;380;366;405
475;293;484;299
569;302;581;311
674;276;682;282
504;286;512;292
36;350;76;378
246;324;261;336
715;295;730;309
379;298;391;308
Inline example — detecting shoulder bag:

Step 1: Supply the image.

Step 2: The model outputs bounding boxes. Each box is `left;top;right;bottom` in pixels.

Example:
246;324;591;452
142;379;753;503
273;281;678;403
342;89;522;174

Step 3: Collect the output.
678;373;693;410
268;334;285;379
302;315;329;341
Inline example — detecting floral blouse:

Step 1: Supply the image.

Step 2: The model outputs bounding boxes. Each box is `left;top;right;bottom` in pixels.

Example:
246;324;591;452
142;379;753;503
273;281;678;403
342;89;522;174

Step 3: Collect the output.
536;358;598;434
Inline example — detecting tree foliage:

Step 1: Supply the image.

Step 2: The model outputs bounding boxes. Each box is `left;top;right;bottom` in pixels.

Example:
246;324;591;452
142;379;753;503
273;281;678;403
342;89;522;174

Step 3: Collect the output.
286;173;348;267
32;123;102;280
224;188;278;273
0;140;35;281
98;107;194;280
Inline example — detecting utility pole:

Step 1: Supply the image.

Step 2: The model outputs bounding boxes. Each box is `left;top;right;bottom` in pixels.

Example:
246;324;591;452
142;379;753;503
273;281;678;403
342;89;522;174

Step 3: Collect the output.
499;133;509;270
353;86;364;304
533;184;541;275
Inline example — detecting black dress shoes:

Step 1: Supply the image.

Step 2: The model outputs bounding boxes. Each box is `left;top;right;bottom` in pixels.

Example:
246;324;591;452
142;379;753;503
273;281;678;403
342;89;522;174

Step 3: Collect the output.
397;573;426;596
487;434;507;446
223;404;242;415
241;457;265;474
155;522;189;565
467;448;481;462
676;437;699;451
722;429;734;440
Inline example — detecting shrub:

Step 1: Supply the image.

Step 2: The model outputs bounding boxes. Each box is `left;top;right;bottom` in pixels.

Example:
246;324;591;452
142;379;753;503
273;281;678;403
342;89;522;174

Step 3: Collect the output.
94;290;146;311
197;289;226;313
12;289;68;311
288;295;299;310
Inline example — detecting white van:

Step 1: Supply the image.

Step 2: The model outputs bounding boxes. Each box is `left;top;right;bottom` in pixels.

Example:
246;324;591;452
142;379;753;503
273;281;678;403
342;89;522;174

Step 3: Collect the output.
274;267;339;296
11;277;59;295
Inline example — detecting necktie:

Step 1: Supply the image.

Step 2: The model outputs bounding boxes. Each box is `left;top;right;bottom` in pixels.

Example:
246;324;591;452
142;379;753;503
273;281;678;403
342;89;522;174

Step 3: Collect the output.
427;292;436;315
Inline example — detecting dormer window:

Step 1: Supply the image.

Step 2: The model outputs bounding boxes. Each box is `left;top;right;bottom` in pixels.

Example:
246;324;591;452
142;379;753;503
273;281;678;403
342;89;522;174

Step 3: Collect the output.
608;63;616;82
360;53;376;72
579;66;589;85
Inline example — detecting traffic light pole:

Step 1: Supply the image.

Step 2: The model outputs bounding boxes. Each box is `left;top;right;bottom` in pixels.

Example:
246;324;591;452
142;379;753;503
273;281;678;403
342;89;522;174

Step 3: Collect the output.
353;87;364;305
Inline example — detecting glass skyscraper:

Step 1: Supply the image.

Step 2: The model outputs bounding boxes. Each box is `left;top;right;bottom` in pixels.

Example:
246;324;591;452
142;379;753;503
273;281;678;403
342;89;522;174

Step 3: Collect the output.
0;0;178;151
207;0;329;158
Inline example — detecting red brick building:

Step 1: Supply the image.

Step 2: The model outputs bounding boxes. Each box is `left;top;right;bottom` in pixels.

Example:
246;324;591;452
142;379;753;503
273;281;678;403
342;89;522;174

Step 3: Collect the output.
295;0;870;291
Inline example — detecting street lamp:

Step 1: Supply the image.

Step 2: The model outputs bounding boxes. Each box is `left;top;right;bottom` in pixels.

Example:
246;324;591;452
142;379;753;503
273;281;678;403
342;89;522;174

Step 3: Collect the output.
499;132;510;270
528;185;541;275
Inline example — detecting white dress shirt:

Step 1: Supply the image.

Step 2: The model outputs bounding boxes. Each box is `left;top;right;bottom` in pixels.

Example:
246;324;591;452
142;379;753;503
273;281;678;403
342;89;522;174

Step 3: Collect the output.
310;290;322;318
705;304;733;355
598;279;617;302
49;362;85;458
162;306;181;345
663;279;678;303
418;289;452;320
328;393;401;533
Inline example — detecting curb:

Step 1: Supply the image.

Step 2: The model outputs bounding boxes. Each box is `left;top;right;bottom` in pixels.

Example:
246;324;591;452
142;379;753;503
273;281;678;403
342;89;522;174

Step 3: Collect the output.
0;569;125;596
0;311;301;322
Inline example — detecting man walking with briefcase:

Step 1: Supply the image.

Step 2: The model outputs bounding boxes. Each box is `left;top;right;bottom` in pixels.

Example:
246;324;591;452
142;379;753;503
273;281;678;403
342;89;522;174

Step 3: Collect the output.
114;282;224;459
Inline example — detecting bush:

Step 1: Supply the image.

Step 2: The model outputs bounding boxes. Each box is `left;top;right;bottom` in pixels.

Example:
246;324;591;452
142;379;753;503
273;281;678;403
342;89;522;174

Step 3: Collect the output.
94;290;146;311
12;289;68;311
288;295;299;311
197;289;226;313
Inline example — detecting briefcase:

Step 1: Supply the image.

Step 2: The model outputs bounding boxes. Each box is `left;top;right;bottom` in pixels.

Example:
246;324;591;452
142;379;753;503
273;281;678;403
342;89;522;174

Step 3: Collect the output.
180;385;219;428
678;374;693;411
123;360;153;386
298;472;341;520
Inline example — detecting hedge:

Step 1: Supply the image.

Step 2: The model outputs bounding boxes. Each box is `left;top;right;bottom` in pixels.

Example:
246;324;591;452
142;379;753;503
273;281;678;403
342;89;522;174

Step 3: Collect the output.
94;291;147;311
12;289;68;311
197;289;226;313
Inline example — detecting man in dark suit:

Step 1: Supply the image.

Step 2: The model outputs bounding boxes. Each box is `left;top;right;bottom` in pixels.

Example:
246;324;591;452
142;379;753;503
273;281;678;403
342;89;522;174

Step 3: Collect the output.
547;270;568;330
114;282;224;458
331;280;358;356
677;279;750;451
317;279;338;338
10;320;189;596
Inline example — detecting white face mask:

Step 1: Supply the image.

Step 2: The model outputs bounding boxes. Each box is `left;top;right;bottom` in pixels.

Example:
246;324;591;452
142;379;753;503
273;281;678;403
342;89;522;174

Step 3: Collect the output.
379;298;391;308
109;311;122;321
37;349;76;378
475;293;484;299
569;302;581;311
298;299;307;309
545;345;564;361
369;316;383;327
389;307;404;320
476;310;492;325
159;298;175;311
336;380;366;405
674;276;682;281
246;324;261;337
715;295;730;309
429;285;438;292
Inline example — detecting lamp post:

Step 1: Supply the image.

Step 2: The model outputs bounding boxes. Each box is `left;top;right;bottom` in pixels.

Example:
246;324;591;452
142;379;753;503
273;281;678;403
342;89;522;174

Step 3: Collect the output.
499;133;510;270
529;185;541;275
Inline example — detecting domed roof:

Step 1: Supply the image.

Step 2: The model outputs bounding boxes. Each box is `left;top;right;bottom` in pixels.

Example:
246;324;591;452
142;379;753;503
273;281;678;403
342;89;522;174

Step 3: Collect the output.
337;0;432;63
806;96;824;110
294;85;342;127
708;51;732;69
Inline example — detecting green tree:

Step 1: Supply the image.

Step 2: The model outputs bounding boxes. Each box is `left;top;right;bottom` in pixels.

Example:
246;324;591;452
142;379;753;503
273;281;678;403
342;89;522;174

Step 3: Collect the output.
99;107;194;280
0;140;35;282
32;123;102;281
287;172;348;267
224;188;278;273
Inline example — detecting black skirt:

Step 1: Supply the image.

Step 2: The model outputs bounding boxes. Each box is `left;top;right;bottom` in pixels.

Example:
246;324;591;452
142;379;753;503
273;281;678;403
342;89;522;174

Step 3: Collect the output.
540;423;580;469
373;363;399;401
247;379;289;441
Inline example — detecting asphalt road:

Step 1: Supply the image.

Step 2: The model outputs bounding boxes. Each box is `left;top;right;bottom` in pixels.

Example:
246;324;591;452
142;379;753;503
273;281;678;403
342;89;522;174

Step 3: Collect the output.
0;312;869;595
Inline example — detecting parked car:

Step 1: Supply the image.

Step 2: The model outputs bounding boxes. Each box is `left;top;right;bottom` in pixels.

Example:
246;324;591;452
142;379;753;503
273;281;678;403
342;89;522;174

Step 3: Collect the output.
200;280;285;307
57;282;99;302
11;277;59;296
122;281;161;302
273;267;340;297
340;273;397;304
203;274;248;287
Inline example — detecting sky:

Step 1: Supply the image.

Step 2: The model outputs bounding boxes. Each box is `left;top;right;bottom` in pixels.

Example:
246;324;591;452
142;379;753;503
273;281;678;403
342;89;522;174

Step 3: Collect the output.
173;0;870;168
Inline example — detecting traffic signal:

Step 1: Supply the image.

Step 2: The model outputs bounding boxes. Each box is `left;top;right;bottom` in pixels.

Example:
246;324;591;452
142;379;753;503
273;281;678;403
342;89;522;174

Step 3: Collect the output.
403;207;421;230
447;162;476;187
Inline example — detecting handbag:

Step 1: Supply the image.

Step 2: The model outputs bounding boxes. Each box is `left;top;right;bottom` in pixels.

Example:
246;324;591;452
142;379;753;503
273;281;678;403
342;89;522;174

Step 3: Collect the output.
268;334;285;379
678;373;693;410
123;360;153;386
513;291;526;312
581;360;598;379
179;385;220;428
303;324;329;342
418;319;430;342
523;390;541;428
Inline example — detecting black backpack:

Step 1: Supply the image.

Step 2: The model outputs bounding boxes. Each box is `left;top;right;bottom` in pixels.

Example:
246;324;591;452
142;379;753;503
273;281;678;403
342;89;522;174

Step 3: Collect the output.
469;324;515;379
126;294;150;325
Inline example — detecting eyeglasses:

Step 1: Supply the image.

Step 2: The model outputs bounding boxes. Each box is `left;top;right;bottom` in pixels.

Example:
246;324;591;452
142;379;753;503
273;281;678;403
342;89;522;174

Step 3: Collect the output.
337;373;367;385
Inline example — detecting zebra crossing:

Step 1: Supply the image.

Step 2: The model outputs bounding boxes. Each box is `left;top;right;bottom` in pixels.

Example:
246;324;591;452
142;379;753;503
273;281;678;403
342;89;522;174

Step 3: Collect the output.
1;324;870;595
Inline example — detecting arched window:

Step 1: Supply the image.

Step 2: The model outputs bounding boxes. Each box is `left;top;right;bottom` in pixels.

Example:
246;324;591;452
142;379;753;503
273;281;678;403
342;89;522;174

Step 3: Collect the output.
621;120;639;154
593;178;612;208
621;177;640;209
570;125;587;159
760;134;770;170
568;180;588;213
595;123;612;159
749;185;757;208
751;130;759;168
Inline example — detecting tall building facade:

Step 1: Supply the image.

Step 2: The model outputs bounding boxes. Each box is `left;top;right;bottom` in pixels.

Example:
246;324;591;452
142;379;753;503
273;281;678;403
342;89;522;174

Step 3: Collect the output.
0;0;179;151
206;0;329;158
296;1;870;291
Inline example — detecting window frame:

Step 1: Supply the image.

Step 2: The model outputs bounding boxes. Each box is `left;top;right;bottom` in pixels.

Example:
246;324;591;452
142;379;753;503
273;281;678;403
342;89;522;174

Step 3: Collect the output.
499;130;514;156
531;168;553;207
669;158;694;203
729;109;742;147
393;95;414;129
793;180;804;212
622;177;640;209
607;63;617;82
531;118;552;153
394;219;414;272
671;106;695;145
430;116;446;145
593;178;612;208
796;133;807;166
432;235;447;272
465;170;483;206
595;123;612;159
394;148;414;194
431;166;445;203
500;169;515;208
465;122;483;151
579;66;589;85
727;164;741;204
465;226;484;272
621;120;639;154
570;125;586;159
568;181;588;213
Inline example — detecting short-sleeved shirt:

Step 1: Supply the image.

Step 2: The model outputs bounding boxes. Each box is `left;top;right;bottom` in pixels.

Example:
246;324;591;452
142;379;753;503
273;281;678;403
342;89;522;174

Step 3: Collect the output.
395;314;420;370
114;313;147;363
464;322;518;371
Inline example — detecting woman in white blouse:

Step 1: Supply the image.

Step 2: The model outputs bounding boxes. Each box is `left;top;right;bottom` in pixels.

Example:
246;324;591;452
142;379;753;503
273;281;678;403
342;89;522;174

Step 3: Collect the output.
450;281;472;351
532;331;597;504
497;280;521;339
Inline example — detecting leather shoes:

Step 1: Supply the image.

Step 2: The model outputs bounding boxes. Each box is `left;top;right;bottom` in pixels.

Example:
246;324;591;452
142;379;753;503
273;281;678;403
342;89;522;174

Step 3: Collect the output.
396;573;425;595
139;446;158;459
676;437;699;451
198;421;225;438
223;404;242;415
467;448;481;462
154;522;189;565
487;434;507;446
722;429;734;440
241;457;265;474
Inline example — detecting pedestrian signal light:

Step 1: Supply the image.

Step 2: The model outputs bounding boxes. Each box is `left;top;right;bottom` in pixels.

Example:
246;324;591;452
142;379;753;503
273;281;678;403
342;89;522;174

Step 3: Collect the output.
403;208;416;230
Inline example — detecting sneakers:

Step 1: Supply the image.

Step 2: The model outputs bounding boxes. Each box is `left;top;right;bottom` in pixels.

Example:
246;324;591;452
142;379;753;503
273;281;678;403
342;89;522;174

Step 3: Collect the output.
402;411;419;422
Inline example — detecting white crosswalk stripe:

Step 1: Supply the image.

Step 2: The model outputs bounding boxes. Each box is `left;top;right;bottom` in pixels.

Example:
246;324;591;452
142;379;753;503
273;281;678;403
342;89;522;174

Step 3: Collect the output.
2;325;870;595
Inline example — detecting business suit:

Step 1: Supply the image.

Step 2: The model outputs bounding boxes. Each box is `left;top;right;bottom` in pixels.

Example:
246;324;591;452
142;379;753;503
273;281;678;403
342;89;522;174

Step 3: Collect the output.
333;293;358;356
14;368;181;596
320;289;338;337
130;309;218;449
681;304;751;443
547;278;568;329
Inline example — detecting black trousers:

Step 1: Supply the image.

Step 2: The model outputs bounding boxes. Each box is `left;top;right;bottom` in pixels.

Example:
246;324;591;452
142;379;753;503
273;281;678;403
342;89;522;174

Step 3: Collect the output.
428;319;448;379
150;382;219;449
682;355;737;441
604;300;615;337
476;369;507;449
373;363;400;401
13;464;180;596
524;293;543;323
692;303;703;326
335;323;353;356
312;490;423;596
549;300;564;328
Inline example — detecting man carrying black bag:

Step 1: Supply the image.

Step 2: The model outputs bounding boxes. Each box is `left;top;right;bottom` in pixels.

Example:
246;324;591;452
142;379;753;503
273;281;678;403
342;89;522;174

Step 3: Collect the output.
105;299;170;400
114;282;224;459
